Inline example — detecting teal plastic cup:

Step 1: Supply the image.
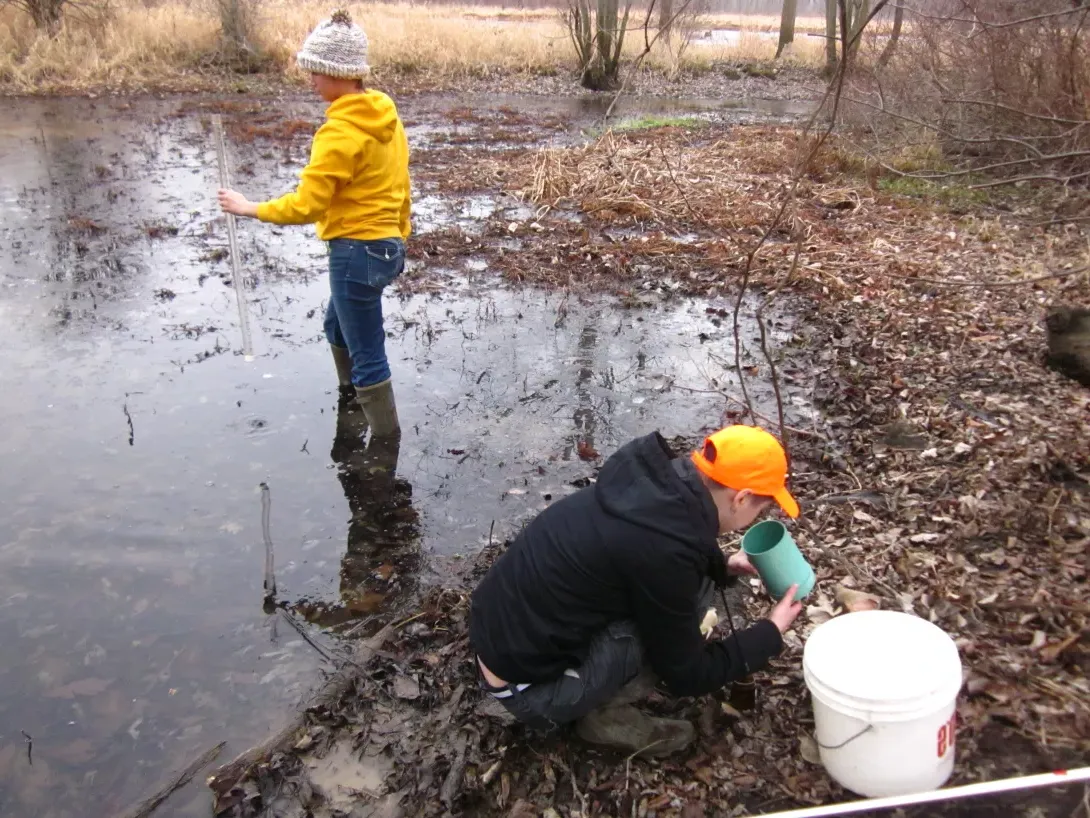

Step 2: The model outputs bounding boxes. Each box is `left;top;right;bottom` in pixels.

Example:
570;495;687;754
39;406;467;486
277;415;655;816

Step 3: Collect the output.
742;520;816;602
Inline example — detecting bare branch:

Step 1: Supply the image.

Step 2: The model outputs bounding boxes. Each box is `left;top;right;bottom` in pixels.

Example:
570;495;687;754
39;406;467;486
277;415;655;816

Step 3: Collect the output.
755;225;805;471
969;169;1090;188
941;99;1090;127
899;3;1090;30
845;93;1050;158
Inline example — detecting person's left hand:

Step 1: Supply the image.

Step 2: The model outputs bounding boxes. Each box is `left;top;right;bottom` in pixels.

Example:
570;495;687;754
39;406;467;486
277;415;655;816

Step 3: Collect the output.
218;188;258;218
726;550;758;576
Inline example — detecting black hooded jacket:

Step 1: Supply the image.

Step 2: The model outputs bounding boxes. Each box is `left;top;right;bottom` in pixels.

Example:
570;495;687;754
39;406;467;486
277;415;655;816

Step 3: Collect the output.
469;432;784;698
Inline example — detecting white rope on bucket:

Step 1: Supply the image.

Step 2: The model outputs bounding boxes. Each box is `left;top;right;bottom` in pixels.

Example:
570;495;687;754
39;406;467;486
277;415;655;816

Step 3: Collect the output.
752;767;1090;818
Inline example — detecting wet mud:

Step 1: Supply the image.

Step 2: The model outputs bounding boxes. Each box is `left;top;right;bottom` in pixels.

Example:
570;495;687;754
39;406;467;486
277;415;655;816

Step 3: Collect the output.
0;94;806;816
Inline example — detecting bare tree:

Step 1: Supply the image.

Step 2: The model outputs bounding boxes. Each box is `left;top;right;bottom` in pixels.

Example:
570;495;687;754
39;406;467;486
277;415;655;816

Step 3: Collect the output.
3;0;102;34
825;0;838;72
659;0;674;44
566;0;634;91
876;0;904;68
823;0;873;72
847;0;1090;193
777;0;799;58
214;0;265;70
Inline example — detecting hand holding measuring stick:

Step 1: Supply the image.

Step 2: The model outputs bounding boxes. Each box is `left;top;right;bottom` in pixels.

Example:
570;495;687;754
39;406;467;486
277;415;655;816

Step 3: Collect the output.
218;189;258;218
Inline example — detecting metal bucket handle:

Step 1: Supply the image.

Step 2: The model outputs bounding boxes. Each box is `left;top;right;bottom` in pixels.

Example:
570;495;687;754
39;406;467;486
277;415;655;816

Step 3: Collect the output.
816;723;873;750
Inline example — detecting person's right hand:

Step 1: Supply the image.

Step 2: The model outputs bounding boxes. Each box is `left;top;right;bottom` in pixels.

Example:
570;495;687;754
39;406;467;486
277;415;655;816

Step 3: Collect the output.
768;584;803;634
218;188;258;218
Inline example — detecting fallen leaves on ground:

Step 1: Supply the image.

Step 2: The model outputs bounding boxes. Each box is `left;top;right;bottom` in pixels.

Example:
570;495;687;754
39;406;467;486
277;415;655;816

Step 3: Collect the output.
834;585;881;613
211;121;1089;818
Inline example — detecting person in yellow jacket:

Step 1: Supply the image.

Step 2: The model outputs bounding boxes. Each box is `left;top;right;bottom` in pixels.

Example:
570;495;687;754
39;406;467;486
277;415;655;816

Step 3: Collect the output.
219;9;410;437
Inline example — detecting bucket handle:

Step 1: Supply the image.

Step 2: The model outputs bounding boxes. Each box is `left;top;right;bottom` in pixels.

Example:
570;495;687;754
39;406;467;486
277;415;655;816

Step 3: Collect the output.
816;724;873;750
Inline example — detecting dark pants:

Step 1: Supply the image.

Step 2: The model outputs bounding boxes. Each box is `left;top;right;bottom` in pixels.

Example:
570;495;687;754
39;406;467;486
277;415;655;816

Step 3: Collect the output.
482;579;717;730
324;237;405;389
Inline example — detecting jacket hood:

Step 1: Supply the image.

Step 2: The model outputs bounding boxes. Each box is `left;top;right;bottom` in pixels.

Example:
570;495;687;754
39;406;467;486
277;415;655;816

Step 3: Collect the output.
595;432;728;586
327;91;398;143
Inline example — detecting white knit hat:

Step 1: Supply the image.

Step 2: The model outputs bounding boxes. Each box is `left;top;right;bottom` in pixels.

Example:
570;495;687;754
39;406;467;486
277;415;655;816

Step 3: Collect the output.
296;9;370;79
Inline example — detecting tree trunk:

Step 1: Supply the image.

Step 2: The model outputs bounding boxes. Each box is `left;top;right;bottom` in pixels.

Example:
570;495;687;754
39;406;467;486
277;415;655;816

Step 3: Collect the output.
876;1;904;68
596;0;618;72
659;0;674;44
824;0;838;74
568;0;594;70
776;0;799;59
28;0;65;35
568;0;627;91
847;0;870;58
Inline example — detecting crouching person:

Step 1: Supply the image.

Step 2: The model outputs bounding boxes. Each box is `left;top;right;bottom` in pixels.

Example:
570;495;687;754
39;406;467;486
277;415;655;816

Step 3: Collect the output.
469;426;804;756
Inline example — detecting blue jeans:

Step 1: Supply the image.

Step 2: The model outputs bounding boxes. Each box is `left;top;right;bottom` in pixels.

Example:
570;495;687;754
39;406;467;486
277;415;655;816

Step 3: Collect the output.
324;238;405;388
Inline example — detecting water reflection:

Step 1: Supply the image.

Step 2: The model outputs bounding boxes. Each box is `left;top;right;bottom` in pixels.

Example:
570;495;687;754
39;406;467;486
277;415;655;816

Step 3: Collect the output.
565;322;602;461
293;396;421;630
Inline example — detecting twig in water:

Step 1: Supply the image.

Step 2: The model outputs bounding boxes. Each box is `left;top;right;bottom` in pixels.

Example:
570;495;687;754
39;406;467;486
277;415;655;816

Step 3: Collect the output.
21;731;31;765
123;404;135;446
116;741;226;818
260;482;276;602
488;519;495;548
668;382;822;440
393;611;428;630
300;439;309;454
278;609;342;667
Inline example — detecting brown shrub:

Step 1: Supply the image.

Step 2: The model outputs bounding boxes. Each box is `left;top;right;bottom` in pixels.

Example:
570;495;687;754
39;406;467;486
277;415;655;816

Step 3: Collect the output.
844;0;1090;189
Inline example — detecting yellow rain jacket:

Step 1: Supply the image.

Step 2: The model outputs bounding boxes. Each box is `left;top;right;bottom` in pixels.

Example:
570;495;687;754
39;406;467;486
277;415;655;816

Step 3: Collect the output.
256;91;411;242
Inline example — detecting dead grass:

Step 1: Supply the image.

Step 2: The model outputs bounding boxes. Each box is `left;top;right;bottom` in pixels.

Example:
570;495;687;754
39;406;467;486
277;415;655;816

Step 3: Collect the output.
0;0;825;93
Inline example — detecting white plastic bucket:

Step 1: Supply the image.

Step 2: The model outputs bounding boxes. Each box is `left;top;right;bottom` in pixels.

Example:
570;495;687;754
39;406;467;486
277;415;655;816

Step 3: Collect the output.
803;610;963;798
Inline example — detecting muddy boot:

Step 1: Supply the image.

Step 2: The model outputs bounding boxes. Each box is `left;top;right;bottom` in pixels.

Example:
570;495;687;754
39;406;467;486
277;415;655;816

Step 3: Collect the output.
608;667;659;707
331;345;356;401
355;378;400;438
576;704;694;758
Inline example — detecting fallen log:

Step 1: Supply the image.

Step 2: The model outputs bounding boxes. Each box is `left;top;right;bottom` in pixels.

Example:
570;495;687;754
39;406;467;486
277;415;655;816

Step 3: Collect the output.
117;741;226;818
207;624;395;802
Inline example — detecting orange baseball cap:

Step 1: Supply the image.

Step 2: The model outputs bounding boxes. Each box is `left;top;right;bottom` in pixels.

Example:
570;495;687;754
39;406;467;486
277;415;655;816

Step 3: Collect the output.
690;425;800;518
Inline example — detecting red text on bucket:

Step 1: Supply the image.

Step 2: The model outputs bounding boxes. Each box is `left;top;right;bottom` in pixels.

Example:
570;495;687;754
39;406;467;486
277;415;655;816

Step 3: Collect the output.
936;712;958;758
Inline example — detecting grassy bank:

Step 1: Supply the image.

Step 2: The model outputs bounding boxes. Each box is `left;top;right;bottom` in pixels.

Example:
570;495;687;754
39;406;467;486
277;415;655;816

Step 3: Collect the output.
0;0;827;94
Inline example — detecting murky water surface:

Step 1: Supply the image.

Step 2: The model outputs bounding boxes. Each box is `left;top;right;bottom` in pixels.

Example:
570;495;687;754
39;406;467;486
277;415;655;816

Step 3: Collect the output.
0;95;801;816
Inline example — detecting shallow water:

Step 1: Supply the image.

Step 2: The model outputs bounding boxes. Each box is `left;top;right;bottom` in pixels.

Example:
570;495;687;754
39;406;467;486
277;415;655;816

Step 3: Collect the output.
0;95;802;816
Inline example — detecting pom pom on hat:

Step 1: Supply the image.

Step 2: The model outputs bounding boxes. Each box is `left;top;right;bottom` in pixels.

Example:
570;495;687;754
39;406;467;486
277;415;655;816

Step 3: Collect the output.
296;9;370;79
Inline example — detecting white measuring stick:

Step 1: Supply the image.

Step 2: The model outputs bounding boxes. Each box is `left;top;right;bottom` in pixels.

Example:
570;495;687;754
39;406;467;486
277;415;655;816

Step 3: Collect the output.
212;115;256;362
753;768;1090;818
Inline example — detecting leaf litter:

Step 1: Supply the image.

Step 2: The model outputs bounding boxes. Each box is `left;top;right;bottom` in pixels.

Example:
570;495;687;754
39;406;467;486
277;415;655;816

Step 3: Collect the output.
210;124;1088;817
